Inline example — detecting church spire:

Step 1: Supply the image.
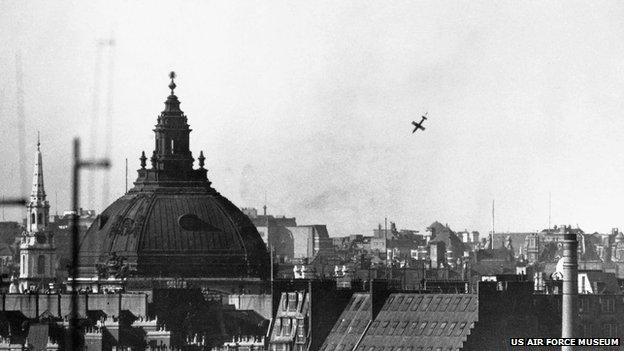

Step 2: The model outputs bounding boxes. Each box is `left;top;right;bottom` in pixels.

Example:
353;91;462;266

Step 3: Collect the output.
31;132;46;200
25;134;50;234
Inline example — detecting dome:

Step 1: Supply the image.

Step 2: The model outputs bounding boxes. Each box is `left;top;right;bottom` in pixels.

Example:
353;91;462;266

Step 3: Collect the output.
77;74;269;280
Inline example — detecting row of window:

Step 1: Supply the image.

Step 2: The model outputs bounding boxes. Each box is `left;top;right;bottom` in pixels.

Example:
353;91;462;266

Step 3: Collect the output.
280;292;304;312
349;295;371;311
381;295;475;313
273;317;304;337
580;323;620;337
333;318;368;335
357;346;455;351
368;319;471;338
578;296;617;313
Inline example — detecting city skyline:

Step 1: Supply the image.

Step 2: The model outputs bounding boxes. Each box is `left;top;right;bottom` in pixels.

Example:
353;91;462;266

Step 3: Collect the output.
2;2;624;236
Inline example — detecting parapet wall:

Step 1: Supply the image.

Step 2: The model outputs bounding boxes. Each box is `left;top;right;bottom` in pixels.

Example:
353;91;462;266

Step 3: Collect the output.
1;293;147;319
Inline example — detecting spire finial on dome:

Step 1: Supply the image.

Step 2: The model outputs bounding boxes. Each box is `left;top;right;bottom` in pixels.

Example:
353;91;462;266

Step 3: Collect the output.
168;71;177;95
198;151;205;169
140;151;147;169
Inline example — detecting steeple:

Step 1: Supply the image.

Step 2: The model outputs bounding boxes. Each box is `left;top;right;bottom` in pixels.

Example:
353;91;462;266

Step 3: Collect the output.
26;134;49;233
133;72;210;188
19;135;56;292
31;131;45;200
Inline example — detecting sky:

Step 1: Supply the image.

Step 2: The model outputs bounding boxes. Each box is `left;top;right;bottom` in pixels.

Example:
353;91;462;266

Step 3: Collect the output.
1;1;624;236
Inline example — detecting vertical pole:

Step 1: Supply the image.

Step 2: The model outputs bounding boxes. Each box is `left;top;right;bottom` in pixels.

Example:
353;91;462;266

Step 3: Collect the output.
69;138;80;351
548;192;552;233
88;44;102;211
125;158;128;194
562;231;578;350
491;200;495;250
102;38;116;209
16;53;27;200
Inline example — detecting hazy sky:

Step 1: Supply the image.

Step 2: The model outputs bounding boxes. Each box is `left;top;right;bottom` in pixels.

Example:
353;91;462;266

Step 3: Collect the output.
1;1;624;236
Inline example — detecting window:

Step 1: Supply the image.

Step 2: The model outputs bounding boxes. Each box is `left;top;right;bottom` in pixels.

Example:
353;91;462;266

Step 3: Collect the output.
353;296;364;310
460;297;471;311
380;320;390;334
454;322;467;337
604;323;617;337
389;321;399;335
31;213;35;225
601;297;615;313
424;322;437;336
337;319;348;333
440;297;452;312
411;296;423;310
37;213;42;226
446;322;457;336
436;322;447;336
37;255;45;275
349;320;359;334
170;139;175;154
288;293;298;310
370;321;380;335
21;255;25;275
396;321;408;335
449;297;461;311
392;296;404;310
274;318;282;336
416;322;427;336
383;297;395;310
430;296;443;311
578;297;585;313
420;297;432;311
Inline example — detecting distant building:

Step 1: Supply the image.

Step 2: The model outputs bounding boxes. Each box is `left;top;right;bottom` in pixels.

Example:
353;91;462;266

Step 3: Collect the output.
427;222;465;266
288;225;332;259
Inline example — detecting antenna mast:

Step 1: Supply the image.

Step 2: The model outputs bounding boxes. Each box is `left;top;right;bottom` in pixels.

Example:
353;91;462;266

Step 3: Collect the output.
87;41;103;210
491;200;495;250
16;53;26;199
102;36;116;208
548;192;552;233
125;158;128;193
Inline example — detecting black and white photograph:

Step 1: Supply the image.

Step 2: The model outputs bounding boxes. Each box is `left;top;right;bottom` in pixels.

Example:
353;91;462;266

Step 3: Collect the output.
0;1;623;350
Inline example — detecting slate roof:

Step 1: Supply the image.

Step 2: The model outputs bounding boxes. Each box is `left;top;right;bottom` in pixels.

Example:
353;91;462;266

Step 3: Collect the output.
320;293;372;351
322;293;478;351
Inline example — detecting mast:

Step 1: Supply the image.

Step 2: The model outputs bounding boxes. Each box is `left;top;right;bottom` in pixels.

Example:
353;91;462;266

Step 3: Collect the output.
491;200;495;250
125;158;128;193
548;192;552;233
16;53;26;199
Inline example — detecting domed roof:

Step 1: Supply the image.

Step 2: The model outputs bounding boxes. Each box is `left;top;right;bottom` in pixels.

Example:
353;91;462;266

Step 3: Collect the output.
78;73;269;279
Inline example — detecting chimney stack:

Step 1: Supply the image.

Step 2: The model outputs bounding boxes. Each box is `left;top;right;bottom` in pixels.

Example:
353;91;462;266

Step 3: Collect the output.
561;230;578;350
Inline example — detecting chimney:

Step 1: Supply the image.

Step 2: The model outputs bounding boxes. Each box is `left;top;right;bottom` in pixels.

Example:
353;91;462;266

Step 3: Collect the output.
561;231;578;350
